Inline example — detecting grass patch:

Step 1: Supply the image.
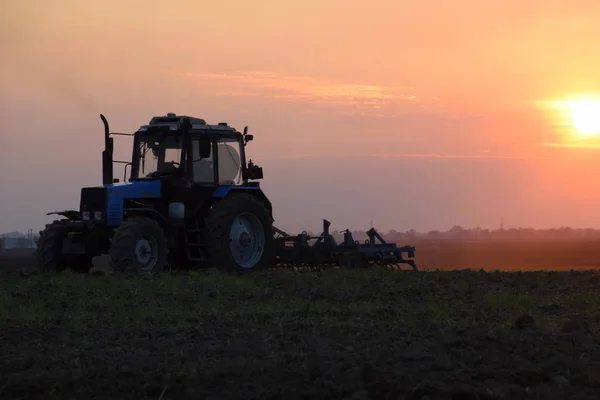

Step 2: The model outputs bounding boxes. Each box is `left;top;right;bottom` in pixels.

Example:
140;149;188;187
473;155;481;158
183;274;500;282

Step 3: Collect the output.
2;268;600;330
2;268;600;399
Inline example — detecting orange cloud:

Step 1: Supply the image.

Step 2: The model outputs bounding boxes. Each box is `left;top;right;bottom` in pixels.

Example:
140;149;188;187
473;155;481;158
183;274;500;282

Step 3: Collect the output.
540;142;600;149
169;70;450;117
538;134;600;149
276;152;536;161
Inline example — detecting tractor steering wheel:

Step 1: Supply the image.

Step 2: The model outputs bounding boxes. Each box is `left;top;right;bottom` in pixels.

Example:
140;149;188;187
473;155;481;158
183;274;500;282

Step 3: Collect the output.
145;160;181;178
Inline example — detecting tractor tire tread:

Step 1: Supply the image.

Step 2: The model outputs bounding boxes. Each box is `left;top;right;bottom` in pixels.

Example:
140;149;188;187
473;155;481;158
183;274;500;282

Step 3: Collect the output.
36;219;70;273
204;192;274;273
109;216;168;274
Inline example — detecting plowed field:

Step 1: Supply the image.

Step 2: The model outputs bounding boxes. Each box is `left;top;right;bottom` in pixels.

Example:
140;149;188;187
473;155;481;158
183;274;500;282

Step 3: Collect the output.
1;241;600;399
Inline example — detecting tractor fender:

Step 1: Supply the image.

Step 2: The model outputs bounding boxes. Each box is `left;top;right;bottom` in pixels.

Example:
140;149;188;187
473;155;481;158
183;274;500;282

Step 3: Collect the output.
46;210;81;221
211;186;273;219
124;208;168;229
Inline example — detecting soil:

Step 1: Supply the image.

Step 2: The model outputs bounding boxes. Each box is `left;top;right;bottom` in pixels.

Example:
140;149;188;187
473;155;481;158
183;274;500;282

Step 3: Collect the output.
1;242;600;399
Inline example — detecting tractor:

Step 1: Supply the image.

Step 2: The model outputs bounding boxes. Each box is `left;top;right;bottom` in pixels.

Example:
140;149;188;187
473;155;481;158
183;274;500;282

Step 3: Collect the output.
36;112;418;274
36;113;274;274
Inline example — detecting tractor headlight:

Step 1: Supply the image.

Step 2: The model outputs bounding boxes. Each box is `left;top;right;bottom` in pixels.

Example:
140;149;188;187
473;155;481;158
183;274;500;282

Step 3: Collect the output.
82;211;91;221
94;211;102;220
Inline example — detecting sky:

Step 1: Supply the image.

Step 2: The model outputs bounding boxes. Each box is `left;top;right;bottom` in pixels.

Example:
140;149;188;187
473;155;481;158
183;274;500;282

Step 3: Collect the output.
2;0;600;234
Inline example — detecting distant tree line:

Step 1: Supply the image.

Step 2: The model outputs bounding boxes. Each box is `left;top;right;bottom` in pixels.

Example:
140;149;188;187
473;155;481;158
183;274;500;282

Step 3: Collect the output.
2;224;600;252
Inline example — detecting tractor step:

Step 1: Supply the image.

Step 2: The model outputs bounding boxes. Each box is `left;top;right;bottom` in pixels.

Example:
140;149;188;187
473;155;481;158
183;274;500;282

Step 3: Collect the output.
183;219;207;261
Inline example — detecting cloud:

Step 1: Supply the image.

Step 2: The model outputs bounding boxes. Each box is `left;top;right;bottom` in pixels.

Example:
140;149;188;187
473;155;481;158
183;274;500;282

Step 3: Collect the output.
275;152;534;161
169;70;451;117
540;142;600;149
539;134;600;149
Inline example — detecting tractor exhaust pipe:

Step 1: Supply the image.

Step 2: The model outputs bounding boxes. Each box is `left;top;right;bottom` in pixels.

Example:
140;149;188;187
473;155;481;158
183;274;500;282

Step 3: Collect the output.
100;114;114;185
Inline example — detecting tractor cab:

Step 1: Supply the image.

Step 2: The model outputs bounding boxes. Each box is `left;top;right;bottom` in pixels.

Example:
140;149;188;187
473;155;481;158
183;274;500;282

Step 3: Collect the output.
125;113;263;186
37;112;274;276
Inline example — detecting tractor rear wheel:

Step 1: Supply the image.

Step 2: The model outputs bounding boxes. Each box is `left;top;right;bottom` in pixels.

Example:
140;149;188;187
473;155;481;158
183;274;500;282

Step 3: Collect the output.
205;193;274;272
109;216;169;274
36;219;70;273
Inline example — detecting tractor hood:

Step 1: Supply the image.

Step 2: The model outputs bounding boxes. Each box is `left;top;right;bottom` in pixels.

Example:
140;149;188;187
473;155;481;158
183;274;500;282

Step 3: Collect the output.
81;180;163;227
103;180;162;199
77;180;161;226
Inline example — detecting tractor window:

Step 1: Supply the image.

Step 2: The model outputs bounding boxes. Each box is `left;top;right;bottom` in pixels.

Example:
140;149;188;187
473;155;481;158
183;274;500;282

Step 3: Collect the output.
217;137;242;186
164;148;181;164
137;135;183;177
192;138;214;183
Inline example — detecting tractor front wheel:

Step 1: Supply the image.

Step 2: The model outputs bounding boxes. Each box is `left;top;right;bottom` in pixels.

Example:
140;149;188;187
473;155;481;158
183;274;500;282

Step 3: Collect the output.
36;220;70;273
109;216;169;274
36;220;93;273
205;193;274;272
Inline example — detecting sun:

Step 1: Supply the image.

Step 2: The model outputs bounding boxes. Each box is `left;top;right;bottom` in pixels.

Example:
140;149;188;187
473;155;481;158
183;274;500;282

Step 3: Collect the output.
567;100;600;136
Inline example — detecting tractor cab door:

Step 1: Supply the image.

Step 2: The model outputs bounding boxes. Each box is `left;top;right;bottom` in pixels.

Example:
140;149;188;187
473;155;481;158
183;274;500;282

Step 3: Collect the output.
191;136;215;185
190;135;244;186
216;137;243;186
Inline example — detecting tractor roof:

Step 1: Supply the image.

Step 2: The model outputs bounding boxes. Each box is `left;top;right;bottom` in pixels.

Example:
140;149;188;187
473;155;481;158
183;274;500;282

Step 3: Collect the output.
139;113;238;133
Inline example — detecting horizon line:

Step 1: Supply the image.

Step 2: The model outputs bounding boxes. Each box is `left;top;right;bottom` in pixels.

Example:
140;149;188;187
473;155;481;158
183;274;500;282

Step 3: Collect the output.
2;225;600;237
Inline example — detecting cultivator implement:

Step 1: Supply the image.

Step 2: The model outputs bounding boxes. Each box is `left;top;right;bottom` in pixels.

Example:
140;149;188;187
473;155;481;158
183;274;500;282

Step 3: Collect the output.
272;219;417;271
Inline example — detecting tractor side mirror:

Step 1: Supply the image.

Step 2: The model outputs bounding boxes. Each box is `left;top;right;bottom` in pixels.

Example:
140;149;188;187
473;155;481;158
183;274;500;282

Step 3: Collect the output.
243;126;248;135
244;134;254;143
197;136;212;159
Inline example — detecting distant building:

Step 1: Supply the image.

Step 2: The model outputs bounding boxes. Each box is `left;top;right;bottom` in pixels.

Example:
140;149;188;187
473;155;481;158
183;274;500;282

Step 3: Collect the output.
0;231;37;251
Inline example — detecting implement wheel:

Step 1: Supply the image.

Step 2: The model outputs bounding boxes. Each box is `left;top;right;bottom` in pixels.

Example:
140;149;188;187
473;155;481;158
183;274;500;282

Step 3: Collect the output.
109;216;168;274
205;193;274;272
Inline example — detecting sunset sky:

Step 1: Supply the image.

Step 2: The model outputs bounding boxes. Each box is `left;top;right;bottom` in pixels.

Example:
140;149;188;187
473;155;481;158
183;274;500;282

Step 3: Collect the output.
2;0;600;234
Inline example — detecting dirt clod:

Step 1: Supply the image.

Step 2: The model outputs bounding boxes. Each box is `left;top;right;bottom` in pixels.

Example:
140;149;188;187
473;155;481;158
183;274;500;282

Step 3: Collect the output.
560;319;590;334
514;314;536;330
552;376;570;385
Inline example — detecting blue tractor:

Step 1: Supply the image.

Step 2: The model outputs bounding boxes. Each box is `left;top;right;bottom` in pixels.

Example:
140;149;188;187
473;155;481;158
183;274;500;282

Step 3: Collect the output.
36;113;275;274
36;113;418;274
